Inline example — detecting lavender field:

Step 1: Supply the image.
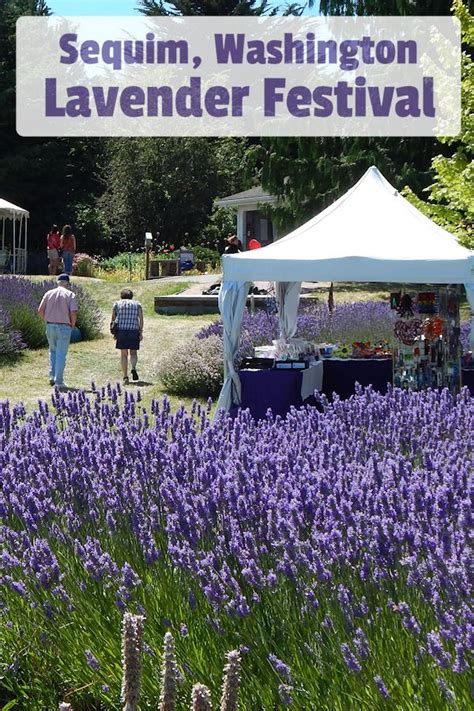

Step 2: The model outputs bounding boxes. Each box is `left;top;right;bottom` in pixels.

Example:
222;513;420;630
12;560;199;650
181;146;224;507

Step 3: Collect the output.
0;276;103;356
0;385;472;709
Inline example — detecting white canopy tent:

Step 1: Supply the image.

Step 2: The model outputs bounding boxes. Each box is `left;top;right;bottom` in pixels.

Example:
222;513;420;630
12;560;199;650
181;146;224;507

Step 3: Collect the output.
217;166;474;411
0;198;29;275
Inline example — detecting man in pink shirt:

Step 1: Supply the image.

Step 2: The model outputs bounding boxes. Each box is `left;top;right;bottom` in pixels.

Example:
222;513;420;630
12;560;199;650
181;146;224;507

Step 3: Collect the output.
37;274;78;390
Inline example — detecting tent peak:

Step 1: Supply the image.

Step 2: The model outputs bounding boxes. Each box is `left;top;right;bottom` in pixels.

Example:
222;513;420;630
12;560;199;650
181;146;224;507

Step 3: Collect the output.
222;165;473;285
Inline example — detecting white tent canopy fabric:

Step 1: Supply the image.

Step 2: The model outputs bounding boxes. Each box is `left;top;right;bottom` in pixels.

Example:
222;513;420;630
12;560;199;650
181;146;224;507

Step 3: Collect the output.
222;167;473;284
0;199;29;219
0;198;29;275
217;166;474;411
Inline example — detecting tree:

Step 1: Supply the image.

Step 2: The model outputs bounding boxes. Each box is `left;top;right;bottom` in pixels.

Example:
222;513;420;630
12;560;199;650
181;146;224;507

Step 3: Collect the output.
249;135;438;233
99;137;250;250
318;0;460;14
403;0;473;249
0;0;105;257
138;0;275;15
248;0;467;233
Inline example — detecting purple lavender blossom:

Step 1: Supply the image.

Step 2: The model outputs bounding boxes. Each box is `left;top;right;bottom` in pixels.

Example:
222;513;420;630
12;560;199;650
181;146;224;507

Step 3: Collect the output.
437;677;456;703
278;683;293;706
84;649;100;671
353;628;370;659
340;644;362;673
427;631;451;669
373;675;390;699
268;654;293;683
0;385;471;707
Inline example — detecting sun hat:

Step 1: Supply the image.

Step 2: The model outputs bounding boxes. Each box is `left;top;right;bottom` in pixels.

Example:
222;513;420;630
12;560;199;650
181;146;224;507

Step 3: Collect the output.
57;273;70;282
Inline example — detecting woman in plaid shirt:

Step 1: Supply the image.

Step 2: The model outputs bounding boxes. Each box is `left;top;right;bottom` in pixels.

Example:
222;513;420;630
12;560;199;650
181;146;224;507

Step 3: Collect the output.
111;289;144;385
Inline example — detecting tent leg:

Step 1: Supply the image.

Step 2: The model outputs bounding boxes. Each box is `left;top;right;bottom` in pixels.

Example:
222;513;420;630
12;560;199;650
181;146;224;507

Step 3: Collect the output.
19;216;22;273
328;282;334;312
12;218;16;275
25;218;28;274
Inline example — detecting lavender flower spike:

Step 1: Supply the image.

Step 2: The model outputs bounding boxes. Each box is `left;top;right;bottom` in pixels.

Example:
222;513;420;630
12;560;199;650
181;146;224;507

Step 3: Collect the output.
373;675;390;699
191;683;213;710
159;631;178;711
220;649;241;711
59;704;72;711
120;613;145;711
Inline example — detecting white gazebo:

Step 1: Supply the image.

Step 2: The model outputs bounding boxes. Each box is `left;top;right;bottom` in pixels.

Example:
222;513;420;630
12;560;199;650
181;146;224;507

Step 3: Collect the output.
0;198;29;275
217;166;474;411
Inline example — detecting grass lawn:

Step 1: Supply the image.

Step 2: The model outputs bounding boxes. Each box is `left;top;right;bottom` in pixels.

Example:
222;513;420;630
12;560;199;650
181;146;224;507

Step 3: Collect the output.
0;277;215;411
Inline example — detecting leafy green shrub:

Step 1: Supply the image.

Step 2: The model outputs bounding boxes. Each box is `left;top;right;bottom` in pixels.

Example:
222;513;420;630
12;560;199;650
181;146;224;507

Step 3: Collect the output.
96;253;146;282
74;204;112;254
0;306;26;356
157;335;224;397
72;285;104;340
8;304;47;349
99;253;145;271
73;253;96;277
198;205;236;251
192;245;221;268
0;276;103;348
153;251;179;261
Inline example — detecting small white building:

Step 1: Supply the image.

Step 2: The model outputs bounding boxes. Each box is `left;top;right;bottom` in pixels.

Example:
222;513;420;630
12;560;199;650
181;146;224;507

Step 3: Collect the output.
216;186;278;249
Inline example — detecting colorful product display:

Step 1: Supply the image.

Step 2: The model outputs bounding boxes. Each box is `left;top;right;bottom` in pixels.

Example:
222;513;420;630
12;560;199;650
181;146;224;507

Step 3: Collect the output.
392;289;461;394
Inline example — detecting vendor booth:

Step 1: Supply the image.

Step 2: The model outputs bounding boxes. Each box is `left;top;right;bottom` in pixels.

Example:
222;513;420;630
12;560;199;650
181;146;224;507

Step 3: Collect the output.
217;167;474;415
0;198;29;275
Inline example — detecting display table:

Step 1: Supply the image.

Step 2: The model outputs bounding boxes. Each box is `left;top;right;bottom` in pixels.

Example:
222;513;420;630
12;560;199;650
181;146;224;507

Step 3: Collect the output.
239;362;323;420
462;368;474;396
322;358;392;399
238;359;392;419
238;359;471;420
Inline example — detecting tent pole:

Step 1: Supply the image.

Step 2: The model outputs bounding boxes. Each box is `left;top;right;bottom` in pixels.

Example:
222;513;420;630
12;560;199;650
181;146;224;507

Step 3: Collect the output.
12;217;16;274
25;217;28;274
19;216;23;273
328;282;334;312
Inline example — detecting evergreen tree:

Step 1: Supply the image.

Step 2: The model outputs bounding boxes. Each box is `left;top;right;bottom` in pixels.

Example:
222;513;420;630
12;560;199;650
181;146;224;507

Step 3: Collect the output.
100;137;249;250
250;0;464;231
0;0;105;257
403;0;473;249
250;136;438;233
318;0;464;15
138;0;275;15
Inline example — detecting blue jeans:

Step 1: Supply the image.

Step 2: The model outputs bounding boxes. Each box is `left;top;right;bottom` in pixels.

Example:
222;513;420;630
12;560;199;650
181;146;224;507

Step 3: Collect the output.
63;251;74;275
46;324;71;386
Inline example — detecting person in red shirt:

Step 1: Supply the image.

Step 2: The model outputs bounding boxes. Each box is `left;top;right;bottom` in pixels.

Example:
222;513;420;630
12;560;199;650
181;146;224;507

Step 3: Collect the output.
46;224;61;275
248;238;262;250
60;225;76;275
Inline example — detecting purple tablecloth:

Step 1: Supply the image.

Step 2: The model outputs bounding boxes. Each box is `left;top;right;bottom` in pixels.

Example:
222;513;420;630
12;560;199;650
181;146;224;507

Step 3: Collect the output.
238;359;393;419
239;368;309;420
322;358;393;400
462;368;474;396
237;360;471;421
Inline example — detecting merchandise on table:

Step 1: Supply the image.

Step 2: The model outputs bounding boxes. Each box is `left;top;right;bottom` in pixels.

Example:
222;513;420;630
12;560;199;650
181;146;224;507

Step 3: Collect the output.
391;288;461;394
252;338;392;369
